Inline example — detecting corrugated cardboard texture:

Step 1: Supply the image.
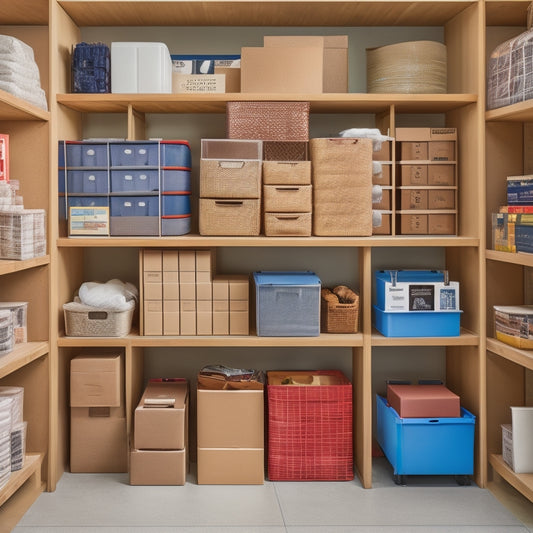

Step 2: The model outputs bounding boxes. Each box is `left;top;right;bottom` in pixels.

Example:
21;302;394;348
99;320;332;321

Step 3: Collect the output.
130;449;186;485
387;384;461;418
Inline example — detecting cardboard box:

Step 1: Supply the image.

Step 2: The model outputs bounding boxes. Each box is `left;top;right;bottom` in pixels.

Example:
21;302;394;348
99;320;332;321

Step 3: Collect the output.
162;249;179;271
429;213;455;234
401;165;428;186
215;66;241;92
372;140;392;161
144;270;162;300
172;73;225;93
70;406;128;472
130;449;186;485
197;448;264;484
387;384;461;418
396;127;457;161
395;127;457;142
372;163;392;186
213;299;229;335
373;187;391;211
197;387;264;448
400;141;429;161
197;299;213;335
143;299;163;335
263;35;348;93
180;299;196;335
227;274;249;300
213;276;229;300
134;379;188;450
70;353;123;408
372;212;391;235
180;270;196;300
428;189;455;210
163;299;180;335
143;249;162;271
400;189;428;210
179;250;196;271
163;270;179;300
230;299;249;335
241;46;323;94
428;164;456;186
429;141;455;161
196;249;214;272
400;214;428;234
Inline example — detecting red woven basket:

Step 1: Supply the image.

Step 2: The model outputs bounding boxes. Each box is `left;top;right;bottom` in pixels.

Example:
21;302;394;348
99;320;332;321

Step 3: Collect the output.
267;370;353;481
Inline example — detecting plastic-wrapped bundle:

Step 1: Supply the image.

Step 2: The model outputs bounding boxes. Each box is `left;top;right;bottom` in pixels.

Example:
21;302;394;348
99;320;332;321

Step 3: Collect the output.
487;29;533;110
72;42;111;93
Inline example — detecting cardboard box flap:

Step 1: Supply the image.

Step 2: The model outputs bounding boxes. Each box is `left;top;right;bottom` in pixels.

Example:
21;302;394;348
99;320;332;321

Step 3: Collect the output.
264;35;348;49
71;354;121;373
138;379;188;410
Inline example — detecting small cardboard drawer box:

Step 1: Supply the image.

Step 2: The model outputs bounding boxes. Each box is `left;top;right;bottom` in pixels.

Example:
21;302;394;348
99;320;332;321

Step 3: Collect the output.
400;189;455;210
130;449;186;485
399;213;456;235
199;198;260;236
386;384;461;418
263;185;312;212
134;378;188;450
262;160;311;185
264;212;312;236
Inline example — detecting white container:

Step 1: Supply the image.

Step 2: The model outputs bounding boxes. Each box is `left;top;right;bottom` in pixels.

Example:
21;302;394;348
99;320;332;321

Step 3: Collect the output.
111;42;172;94
511;406;533;473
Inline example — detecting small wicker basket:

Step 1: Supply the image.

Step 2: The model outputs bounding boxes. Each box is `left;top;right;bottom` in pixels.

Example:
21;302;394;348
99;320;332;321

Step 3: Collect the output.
320;288;359;334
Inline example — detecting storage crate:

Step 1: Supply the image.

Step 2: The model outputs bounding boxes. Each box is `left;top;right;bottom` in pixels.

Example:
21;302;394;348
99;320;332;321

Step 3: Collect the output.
159;140;191;168
376;395;475;478
65;142;108;168
263;160;311;185
267;370;353;481
63;299;134;337
253;271;320;336
110;196;159;217
263;185;312;213
226;101;310;141
161;169;191;192
321;293;359;334
161;193;191;216
67;170;109;194
109;142;159;167
161;216;191;236
110;169;159;193
263;141;308;162
264;212;311;237
199;198;260;236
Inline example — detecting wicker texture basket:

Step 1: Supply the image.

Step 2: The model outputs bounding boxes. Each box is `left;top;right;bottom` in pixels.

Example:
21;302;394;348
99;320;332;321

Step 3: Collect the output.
200;159;261;199
263;141;308;161
227;101;310;141
321;286;359;333
263;160;311;185
263;185;312;213
199;198;260;236
264;212;311;236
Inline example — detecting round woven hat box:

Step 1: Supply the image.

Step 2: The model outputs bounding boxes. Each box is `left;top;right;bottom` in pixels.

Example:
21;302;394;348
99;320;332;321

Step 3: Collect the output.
366;40;447;94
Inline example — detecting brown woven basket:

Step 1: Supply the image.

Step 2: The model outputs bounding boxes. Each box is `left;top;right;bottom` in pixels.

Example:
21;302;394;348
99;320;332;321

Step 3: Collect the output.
321;295;359;334
227;101;310;141
263;141;308;161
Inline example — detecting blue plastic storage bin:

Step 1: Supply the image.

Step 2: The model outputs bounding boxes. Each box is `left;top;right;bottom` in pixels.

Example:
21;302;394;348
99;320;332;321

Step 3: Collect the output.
110;196;159;217
161;215;191;236
253;271;321;337
65;142;108;167
376;394;475;477
58;141;65;168
110;169;159;193
67;170;109;194
161;193;191;216
109;142;159;167
161;169;191;192
373;306;462;337
67;196;109;209
159;141;191;168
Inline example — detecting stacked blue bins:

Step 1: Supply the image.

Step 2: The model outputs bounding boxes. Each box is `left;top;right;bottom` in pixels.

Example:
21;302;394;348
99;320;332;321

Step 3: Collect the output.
61;141;110;228
109;141;160;236
160;141;192;235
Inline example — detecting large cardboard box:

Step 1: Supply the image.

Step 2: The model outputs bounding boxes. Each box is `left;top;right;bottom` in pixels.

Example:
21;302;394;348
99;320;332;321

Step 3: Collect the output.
70;406;128;472
134;379;188;450
130;449;186;485
263;35;348;93
197;448;264;484
387;384;461;418
70;353;123;408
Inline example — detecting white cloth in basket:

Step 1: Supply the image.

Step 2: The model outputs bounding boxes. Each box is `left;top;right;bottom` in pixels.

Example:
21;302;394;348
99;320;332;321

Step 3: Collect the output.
78;279;138;311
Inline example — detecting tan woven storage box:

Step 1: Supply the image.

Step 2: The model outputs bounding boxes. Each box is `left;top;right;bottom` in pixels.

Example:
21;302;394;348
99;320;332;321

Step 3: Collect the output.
263;141;308;161
367;41;447;94
310;138;373;236
320;289;359;334
263;185;312;213
227;101;310;141
200;159;261;198
64;299;135;337
264;212;311;236
263;161;311;185
199;198;260;236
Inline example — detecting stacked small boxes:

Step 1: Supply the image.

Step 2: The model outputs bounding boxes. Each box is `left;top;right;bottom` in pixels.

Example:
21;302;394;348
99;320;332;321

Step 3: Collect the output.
0;134;9;182
0;397;11;489
199;139;262;236
0;387;25;477
0;310;13;356
70;353;128;472
263;161;312;236
212;275;249;335
372;139;393;235
59;140;191;237
0;302;28;352
396;127;457;235
130;379;189;485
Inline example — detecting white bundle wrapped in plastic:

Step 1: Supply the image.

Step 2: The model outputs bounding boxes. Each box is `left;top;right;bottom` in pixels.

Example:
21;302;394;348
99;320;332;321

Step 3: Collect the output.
78;279;138;311
0;35;47;111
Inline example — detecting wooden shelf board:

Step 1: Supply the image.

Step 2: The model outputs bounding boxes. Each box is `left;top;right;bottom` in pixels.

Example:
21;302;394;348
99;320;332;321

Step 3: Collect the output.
0;256;50;277
485;0;530;26
57;93;477;115
0;2;48;25
486;99;533;122
0;453;43;508
58;1;475;27
57;235;479;248
58;332;363;348
371;327;479;346
486;249;533;268
0;90;50;122
486;337;533;371
0;342;49;380
489;454;533;503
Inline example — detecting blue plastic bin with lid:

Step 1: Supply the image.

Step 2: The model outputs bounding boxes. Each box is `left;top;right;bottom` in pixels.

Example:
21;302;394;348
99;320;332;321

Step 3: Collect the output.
253;271;321;337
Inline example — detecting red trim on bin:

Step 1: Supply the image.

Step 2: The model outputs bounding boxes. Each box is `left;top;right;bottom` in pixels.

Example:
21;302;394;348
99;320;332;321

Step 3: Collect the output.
160;140;191;149
161;214;191;219
161;166;191;171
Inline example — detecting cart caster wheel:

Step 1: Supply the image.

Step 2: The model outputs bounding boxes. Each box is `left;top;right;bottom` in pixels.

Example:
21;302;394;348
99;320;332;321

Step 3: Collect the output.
455;475;471;486
393;474;406;486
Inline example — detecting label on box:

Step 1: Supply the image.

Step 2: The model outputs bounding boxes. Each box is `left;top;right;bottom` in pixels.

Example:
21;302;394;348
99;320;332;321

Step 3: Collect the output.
384;281;460;312
172;73;225;93
171;55;240;74
69;207;109;236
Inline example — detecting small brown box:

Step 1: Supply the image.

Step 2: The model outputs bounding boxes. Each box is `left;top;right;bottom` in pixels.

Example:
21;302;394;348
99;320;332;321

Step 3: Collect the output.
180;271;196;300
227;274;249;300
429;141;455;161
264;212;312;236
179;250;196;272
196;250;214;272
144;271;163;301
428;189;455;209
180;300;196;335
429;213;456;234
162;250;179;271
163;299;180;335
428;164;455;186
263;160;311;185
197;448;264;485
263;185;312;213
215;66;241;93
197;300;213;335
163;270;179;301
213;276;229;300
143;249;162;271
400;189;428;210
130;449;186;486
230;300;249;335
387;384;460;418
199;198;260;236
144;300;163;335
400;214;428;234
401;141;428;161
196;282;213;301
372;212;391;235
372;163;392;186
373;188;391;211
372;140;392;161
401;165;428;186
213;299;229;335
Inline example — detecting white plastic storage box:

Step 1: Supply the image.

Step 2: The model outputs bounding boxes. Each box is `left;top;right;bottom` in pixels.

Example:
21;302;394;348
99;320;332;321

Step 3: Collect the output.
253;271;321;336
374;269;462;337
111;42;172;94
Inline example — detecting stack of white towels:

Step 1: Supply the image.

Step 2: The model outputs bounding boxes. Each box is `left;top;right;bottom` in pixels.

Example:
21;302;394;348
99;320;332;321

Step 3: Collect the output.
0;35;47;111
0;397;12;489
